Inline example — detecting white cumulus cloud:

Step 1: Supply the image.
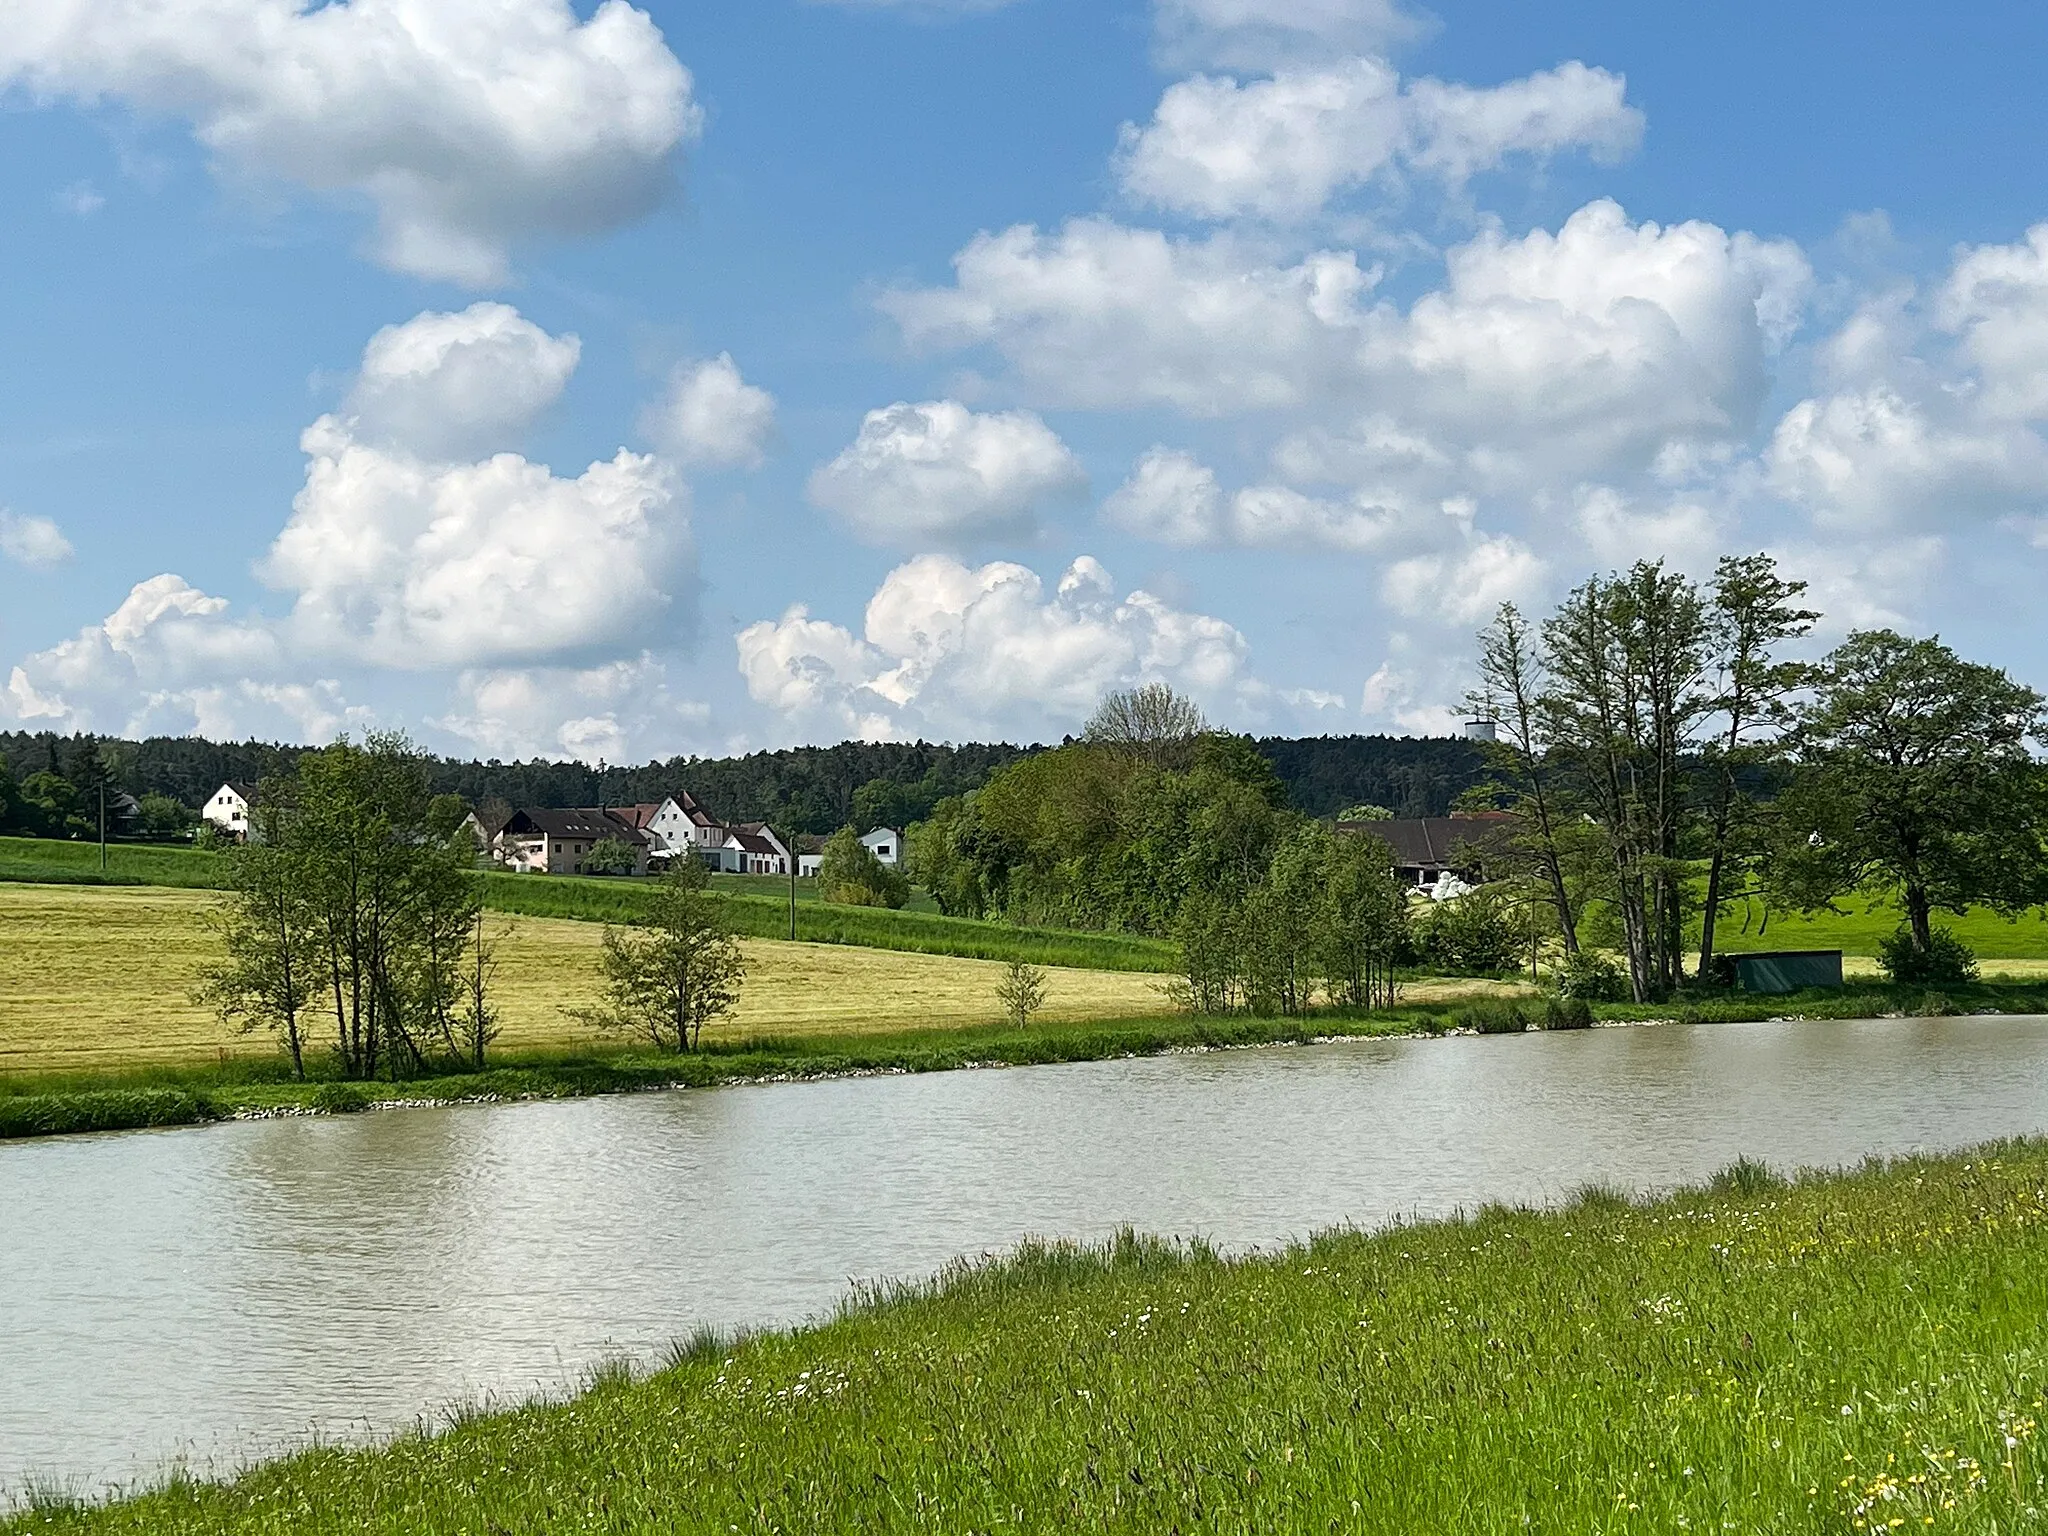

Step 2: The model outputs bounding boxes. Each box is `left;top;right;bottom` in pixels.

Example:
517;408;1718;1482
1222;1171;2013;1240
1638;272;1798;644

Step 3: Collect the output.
807;400;1086;546
0;573;342;738
896;202;1808;499
1766;228;2048;533
249;305;693;671
268;422;686;670
737;554;1253;740
1104;446;1444;552
1118;59;1640;223
434;655;709;764
885;220;1379;416
0;0;700;284
346;303;581;461
0;511;75;567
1382;534;1546;626
642;354;777;469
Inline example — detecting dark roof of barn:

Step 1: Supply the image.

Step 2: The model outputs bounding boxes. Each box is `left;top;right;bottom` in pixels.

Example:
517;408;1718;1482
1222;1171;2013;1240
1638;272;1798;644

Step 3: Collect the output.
1338;814;1511;870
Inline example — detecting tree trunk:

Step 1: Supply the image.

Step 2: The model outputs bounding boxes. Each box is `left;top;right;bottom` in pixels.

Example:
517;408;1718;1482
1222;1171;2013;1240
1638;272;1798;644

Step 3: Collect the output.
1905;884;1934;954
1699;846;1727;984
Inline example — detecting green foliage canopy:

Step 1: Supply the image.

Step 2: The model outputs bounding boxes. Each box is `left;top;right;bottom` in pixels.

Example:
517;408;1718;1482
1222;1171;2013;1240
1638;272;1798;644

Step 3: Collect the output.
1770;629;2048;955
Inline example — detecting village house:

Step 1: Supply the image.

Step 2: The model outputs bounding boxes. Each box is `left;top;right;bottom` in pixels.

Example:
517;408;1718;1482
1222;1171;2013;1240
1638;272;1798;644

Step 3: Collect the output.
491;808;650;876
861;827;903;867
613;792;725;858
201;781;256;842
698;822;790;875
478;794;797;877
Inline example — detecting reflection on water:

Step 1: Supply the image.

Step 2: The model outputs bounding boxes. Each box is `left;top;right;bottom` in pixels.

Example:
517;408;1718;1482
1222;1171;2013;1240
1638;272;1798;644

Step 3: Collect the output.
5;1015;2048;1497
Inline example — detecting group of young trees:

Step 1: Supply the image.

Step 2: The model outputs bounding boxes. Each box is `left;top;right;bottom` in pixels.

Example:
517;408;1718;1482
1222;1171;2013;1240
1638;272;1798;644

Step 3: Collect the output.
1176;821;1409;1014
204;733;756;1074
199;734;499;1080
1470;554;2048;1002
910;685;1415;1016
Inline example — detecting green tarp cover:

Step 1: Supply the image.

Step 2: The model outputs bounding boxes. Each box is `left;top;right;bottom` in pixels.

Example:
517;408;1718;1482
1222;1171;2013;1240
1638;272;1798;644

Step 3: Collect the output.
1733;951;1845;994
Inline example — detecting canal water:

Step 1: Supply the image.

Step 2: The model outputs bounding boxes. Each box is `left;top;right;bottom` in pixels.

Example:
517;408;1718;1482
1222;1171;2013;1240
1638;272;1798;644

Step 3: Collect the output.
6;1015;2048;1499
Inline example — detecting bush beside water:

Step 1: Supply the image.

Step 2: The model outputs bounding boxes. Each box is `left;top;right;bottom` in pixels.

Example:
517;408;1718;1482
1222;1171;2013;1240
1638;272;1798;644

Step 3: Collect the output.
1455;1001;1531;1034
0;1089;216;1140
1878;925;1980;987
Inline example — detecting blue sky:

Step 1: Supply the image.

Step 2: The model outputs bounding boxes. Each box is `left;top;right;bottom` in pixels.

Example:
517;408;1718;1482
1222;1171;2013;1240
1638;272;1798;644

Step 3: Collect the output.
4;0;2048;761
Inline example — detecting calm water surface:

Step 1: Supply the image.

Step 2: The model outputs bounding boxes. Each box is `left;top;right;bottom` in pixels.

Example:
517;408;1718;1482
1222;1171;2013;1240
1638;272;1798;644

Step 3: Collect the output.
6;1015;2048;1498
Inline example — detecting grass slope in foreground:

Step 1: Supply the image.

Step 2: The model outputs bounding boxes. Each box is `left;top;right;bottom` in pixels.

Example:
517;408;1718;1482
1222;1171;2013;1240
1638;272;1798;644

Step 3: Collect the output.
12;1143;2048;1532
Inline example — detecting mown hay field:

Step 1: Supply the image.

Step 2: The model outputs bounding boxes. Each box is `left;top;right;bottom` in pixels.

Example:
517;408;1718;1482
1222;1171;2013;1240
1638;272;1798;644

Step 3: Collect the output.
0;885;1539;1077
0;885;1178;1076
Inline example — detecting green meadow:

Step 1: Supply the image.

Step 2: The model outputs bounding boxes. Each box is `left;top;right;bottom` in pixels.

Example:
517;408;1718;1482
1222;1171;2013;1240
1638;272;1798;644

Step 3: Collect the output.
11;1141;2048;1532
0;836;1177;973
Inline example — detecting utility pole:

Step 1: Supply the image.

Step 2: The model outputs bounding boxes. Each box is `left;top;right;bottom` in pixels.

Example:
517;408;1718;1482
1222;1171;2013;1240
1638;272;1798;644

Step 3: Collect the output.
786;824;797;941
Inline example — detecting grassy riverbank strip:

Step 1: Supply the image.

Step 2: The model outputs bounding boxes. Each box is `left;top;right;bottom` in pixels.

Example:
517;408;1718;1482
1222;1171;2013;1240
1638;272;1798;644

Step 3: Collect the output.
14;1141;2048;1531
10;980;2048;1143
0;1014;1393;1141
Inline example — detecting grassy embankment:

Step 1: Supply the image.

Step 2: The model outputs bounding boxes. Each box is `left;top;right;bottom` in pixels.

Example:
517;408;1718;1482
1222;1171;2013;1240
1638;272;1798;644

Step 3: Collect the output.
0;836;1173;973
12;1141;2048;1531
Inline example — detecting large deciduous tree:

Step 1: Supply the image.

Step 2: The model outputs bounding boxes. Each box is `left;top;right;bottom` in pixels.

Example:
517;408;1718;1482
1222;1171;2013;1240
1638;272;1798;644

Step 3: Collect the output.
1769;630;2048;955
1082;683;1208;771
1468;601;1582;956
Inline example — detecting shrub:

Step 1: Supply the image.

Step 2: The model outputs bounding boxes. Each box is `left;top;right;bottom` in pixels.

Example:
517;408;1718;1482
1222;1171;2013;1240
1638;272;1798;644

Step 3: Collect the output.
1877;925;1979;987
582;837;642;876
1455;1001;1531;1035
1552;950;1627;1002
1540;997;1593;1031
996;960;1050;1027
310;1082;373;1114
818;828;911;910
1419;889;1523;975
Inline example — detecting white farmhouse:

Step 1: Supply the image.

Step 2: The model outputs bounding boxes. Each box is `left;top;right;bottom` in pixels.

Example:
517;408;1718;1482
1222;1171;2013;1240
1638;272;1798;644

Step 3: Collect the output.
202;781;256;842
861;827;902;866
616;792;724;856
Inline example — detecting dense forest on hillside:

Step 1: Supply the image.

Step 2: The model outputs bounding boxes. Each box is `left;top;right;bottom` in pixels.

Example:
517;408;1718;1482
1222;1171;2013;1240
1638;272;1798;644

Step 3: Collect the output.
1256;734;1487;818
0;729;1485;836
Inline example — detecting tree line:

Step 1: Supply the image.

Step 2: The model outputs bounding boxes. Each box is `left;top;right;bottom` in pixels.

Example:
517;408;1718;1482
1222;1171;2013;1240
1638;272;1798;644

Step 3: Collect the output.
0;730;1489;844
1467;555;2048;1002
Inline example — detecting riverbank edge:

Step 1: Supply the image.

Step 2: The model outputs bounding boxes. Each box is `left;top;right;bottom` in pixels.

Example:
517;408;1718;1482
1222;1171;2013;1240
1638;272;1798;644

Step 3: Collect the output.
8;1136;2045;1529
9;980;2048;1143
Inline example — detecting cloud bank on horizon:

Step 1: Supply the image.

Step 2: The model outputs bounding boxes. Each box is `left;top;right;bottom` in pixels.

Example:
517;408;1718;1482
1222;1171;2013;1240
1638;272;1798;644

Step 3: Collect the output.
4;0;2048;761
